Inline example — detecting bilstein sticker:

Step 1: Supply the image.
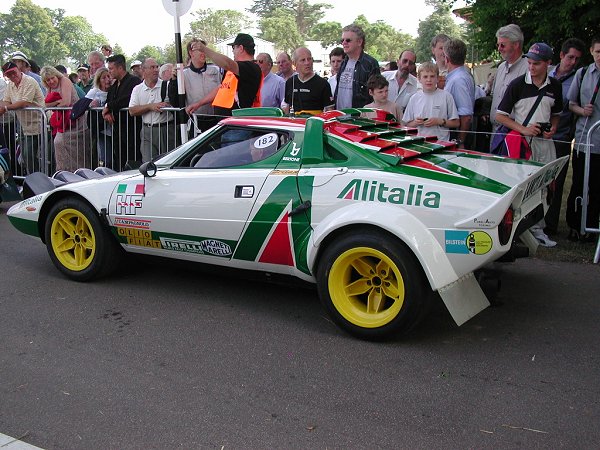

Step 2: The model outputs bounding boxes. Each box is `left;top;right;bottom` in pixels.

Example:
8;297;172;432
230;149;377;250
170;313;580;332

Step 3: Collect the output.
445;230;492;255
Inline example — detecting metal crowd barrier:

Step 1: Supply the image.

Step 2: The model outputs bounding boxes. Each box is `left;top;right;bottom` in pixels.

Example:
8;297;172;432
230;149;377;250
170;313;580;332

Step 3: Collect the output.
1;106;224;178
580;119;600;263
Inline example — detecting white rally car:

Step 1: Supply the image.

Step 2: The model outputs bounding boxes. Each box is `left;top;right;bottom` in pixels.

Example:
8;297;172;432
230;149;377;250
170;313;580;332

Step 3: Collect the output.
8;108;566;339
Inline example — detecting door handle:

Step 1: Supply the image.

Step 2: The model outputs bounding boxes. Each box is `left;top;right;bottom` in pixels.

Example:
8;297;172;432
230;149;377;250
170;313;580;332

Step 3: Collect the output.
235;185;254;198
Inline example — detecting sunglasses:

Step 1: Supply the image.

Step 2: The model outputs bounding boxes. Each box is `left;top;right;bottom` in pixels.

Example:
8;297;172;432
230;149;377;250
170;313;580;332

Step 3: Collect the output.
340;38;353;44
497;42;510;49
256;59;266;64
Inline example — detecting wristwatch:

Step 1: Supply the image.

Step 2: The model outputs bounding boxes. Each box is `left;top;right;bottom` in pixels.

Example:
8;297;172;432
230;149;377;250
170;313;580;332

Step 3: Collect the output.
442;118;447;127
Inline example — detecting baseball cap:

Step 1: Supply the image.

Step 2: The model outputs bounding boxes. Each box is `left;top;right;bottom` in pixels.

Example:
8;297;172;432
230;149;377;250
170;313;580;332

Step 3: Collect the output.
2;61;19;75
130;60;142;69
10;51;29;64
228;33;254;48
524;43;553;61
77;63;90;71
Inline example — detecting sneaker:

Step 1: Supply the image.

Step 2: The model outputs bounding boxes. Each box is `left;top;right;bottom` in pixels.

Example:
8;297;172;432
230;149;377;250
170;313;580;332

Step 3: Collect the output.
532;228;557;247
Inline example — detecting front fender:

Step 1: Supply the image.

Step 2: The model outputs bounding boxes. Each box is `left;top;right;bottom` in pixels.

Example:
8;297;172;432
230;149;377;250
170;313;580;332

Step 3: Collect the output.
308;203;458;290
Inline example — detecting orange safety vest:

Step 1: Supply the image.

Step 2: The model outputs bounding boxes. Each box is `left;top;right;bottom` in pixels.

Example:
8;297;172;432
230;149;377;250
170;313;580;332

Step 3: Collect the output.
212;70;263;109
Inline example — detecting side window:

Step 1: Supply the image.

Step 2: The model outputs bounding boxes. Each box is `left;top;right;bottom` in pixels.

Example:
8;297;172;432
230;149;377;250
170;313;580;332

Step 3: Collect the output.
190;128;288;168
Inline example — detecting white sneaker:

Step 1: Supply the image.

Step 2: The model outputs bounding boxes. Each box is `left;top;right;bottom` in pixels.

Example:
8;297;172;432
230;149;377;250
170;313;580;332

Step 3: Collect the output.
531;228;557;247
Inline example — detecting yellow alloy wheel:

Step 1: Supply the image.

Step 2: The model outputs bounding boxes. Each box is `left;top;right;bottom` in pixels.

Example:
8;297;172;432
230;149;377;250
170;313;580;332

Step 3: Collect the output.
50;208;96;272
328;247;406;329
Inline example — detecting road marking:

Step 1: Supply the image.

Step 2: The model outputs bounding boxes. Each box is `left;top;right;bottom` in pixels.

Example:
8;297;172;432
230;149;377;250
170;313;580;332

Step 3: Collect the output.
0;433;43;449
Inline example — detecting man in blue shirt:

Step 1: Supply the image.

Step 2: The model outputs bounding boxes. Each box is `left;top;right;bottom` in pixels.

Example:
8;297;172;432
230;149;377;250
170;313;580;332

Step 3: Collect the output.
256;53;285;108
444;39;475;148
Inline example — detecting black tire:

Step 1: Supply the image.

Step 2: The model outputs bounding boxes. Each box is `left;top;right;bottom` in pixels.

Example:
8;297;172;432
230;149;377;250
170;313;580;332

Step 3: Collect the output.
317;230;429;340
44;197;122;281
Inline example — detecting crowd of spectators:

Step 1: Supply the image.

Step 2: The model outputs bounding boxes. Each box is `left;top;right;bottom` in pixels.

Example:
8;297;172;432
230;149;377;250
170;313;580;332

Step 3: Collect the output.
1;26;599;246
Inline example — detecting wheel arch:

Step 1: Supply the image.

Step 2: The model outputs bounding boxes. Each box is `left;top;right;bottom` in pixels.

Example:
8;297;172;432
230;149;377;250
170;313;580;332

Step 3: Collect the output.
38;191;110;244
309;204;459;291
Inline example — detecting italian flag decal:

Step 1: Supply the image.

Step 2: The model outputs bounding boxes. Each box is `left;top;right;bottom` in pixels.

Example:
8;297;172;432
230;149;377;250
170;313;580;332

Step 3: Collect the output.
117;183;145;195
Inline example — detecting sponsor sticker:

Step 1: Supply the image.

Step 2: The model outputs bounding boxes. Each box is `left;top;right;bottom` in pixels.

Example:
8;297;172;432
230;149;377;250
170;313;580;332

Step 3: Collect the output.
117;227;161;248
445;230;493;255
22;195;43;207
472;217;496;228
466;231;492;255
159;237;233;257
160;237;205;254
114;217;151;229
200;239;232;256
445;230;470;254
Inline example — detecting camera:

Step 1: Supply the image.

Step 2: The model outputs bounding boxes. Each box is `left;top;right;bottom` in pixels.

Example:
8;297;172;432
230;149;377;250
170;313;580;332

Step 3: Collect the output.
538;122;552;133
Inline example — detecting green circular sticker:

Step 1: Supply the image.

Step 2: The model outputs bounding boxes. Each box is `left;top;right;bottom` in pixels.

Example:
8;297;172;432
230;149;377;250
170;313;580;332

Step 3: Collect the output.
466;231;492;255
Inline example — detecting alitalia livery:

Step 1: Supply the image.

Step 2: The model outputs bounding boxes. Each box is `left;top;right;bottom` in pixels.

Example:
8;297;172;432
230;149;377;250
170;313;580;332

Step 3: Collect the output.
7;108;567;339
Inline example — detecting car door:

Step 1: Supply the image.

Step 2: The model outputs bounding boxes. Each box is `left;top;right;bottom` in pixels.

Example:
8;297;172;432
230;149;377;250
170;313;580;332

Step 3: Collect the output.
109;126;288;263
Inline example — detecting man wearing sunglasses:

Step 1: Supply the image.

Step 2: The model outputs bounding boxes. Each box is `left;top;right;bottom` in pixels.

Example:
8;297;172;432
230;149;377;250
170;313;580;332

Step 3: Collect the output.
490;24;528;140
334;24;380;110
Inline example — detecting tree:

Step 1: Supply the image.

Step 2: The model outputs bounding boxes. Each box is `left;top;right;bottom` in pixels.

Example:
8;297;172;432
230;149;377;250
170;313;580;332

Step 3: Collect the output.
56;15;108;66
466;0;599;64
341;15;415;62
186;8;250;45
259;8;304;54
250;0;331;39
0;0;67;66
414;6;463;62
364;20;416;62
132;46;165;65
310;21;342;48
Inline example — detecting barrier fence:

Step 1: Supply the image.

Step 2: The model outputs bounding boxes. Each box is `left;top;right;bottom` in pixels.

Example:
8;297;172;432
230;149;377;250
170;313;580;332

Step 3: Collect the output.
1;106;221;177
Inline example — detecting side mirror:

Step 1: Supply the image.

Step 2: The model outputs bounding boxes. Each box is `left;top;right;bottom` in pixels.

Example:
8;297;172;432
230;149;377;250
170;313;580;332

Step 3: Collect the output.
139;161;157;178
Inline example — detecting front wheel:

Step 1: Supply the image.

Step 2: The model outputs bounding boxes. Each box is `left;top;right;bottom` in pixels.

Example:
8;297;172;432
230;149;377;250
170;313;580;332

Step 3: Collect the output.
317;231;429;340
45;197;122;281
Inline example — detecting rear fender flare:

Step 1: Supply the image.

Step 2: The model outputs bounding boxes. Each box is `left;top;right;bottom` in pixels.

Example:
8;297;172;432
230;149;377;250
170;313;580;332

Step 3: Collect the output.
309;203;458;290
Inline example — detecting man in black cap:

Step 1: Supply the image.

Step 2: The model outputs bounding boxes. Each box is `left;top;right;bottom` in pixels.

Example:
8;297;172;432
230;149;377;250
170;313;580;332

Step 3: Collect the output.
185;33;262;116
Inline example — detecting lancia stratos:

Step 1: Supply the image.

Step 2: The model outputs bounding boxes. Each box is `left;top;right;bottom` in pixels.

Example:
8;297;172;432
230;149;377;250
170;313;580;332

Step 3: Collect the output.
7;108;567;339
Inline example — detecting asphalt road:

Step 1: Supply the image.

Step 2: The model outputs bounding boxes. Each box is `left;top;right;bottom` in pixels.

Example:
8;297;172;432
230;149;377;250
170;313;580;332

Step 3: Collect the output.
1;200;599;449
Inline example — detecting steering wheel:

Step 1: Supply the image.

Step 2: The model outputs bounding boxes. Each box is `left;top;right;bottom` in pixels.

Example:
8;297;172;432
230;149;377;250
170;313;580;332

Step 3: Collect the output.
189;154;201;167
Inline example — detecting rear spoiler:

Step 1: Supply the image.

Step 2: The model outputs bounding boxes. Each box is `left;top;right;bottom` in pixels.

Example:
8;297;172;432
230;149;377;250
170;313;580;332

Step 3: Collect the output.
454;156;568;229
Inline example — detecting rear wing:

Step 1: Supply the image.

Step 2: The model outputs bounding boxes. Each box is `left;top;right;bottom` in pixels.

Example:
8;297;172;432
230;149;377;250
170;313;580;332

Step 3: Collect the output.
454;156;568;229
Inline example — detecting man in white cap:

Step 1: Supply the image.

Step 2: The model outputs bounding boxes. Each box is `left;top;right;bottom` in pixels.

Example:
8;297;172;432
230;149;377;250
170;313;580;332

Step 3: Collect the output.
0;61;45;174
77;64;93;93
11;51;45;94
130;60;143;79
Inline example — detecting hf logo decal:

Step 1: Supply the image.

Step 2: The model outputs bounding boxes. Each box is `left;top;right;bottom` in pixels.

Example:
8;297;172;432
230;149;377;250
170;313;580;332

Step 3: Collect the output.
116;183;144;215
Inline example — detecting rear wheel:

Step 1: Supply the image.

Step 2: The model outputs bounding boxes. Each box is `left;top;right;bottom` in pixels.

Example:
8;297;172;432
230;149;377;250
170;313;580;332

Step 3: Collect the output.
317;231;429;340
45;197;122;281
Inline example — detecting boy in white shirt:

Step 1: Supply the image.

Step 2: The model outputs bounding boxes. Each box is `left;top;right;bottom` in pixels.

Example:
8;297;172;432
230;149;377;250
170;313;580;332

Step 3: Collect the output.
402;62;459;141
